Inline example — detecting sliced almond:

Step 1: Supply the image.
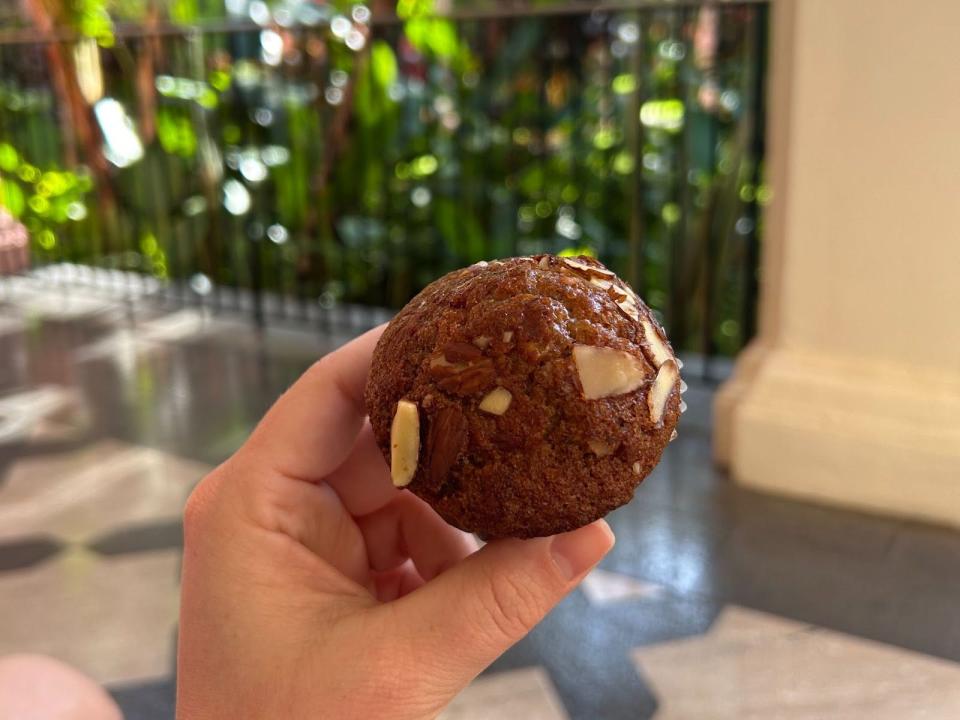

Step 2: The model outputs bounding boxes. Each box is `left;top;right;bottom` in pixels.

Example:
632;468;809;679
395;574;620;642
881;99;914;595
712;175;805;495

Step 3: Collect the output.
429;355;456;373
538;256;551;270
437;362;495;395
588;276;642;322
632;461;642;475
670;429;678;442
427;406;468;484
640;318;674;368
647;359;679;426
616;292;641;321
502;330;514;343
479;387;512;415
443;341;483;362
679;379;688;394
680;399;688;414
473;336;491;349
572;345;650;400
562;257;615;278
390;400;420;487
588;439;616;457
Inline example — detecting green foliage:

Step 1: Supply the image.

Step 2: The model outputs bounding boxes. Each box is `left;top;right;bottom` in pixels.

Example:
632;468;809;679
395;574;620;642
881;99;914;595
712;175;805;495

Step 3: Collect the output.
400;2;474;72
0;148;91;256
1;2;763;356
73;0;115;46
0;177;25;218
157;108;198;157
355;42;399;127
396;0;435;18
170;0;198;24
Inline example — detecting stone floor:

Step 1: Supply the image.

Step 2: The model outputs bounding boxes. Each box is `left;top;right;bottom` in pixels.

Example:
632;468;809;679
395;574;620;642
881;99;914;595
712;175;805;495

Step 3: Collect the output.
1;277;959;719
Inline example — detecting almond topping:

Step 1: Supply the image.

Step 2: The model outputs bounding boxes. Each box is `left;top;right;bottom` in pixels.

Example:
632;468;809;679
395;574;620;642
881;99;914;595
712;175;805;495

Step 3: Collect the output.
427;406;468;484
648;359;679;426
437;362;495;396
573;345;650;400
616;291;641;321
473;336;491;349
502;331;514;343
640;317;674;368
390;400;420;487
587;276;641;322
632;461;642;475
443;341;483;363
670;429;678;442
562;257;615;278
479;387;512;415
588;439;616;457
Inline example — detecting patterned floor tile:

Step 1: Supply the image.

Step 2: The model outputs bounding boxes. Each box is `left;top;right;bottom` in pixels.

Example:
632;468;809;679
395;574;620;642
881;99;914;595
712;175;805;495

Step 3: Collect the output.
89;519;183;556
439;667;569;720
0;547;180;685
0;441;207;544
0;536;64;572
0;385;78;443
633;606;960;719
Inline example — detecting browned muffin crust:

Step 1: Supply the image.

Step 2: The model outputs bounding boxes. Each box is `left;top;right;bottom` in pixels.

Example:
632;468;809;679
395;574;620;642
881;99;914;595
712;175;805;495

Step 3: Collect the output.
364;255;682;538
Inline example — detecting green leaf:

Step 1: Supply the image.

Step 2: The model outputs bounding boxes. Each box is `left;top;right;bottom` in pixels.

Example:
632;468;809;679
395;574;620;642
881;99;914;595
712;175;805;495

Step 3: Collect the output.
171;0;197;23
355;42;399;127
397;0;434;19
0;143;18;172
371;41;398;88
404;18;462;63
0;178;25;218
156;108;197;157
427;19;459;60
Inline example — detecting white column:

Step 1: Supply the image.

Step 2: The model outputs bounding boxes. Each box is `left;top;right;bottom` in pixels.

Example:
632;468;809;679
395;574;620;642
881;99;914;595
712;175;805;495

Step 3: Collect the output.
715;0;960;527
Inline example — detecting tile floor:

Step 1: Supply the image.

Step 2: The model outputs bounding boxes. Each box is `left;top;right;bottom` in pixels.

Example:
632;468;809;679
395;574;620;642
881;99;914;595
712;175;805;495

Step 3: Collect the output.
1;278;959;719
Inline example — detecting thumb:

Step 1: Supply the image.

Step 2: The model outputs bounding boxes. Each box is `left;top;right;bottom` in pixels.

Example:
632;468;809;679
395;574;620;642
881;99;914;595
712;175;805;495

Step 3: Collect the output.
391;520;614;693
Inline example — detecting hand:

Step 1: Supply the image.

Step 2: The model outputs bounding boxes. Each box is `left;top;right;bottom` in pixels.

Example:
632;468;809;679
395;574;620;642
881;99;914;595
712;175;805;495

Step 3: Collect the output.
177;326;615;719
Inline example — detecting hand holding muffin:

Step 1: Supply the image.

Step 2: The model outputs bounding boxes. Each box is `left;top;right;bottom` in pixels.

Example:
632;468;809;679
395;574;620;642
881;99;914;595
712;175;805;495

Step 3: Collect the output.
177;325;614;719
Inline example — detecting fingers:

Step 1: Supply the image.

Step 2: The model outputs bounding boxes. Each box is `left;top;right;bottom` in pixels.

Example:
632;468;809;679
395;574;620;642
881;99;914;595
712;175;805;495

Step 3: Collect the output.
241;325;386;482
388;520;614;692
355;492;479;581
372;560;425;602
233;473;371;589
324;422;397;517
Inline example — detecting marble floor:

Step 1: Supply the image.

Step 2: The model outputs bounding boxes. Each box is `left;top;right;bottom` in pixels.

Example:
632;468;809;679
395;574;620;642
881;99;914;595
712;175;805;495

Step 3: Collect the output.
1;277;959;719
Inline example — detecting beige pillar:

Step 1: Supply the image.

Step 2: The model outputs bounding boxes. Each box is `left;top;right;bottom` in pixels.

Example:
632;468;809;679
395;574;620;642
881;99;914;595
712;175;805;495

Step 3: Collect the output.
715;0;960;527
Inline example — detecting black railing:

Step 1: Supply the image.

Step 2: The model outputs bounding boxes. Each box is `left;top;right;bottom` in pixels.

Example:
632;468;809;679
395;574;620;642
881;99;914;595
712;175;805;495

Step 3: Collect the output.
0;1;767;367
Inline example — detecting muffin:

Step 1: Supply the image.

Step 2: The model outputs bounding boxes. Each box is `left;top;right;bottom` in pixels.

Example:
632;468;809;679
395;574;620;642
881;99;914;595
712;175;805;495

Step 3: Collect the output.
364;255;684;538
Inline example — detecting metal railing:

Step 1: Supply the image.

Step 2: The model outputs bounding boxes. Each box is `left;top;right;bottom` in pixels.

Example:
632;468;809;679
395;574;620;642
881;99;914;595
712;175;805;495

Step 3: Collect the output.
0;1;767;369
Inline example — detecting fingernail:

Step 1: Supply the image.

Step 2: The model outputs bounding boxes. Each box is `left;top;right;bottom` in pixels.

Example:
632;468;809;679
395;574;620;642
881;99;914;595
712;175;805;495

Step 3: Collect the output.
549;520;616;581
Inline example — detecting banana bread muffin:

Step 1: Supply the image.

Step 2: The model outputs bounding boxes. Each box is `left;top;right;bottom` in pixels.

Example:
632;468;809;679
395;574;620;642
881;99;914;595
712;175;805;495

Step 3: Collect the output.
364;255;683;538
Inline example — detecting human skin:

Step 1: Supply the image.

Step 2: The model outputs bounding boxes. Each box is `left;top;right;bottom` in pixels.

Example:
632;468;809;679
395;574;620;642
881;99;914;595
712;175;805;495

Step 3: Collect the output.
0;654;122;720
176;325;615;720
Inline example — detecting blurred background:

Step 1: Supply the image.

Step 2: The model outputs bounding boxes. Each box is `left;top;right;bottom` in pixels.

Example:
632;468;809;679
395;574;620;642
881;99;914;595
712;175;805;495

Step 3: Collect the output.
1;0;958;718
